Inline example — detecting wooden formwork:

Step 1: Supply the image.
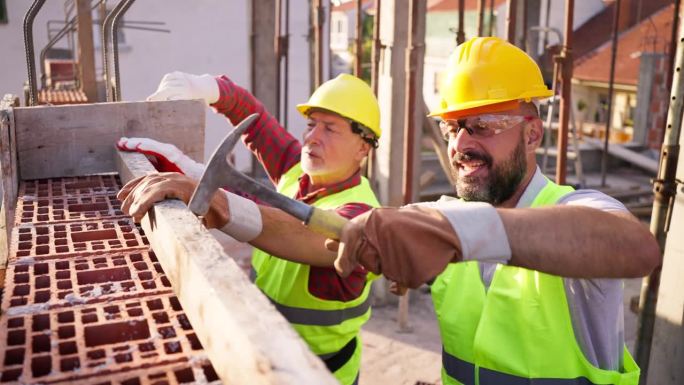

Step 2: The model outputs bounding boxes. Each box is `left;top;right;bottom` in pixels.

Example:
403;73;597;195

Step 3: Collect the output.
0;97;336;385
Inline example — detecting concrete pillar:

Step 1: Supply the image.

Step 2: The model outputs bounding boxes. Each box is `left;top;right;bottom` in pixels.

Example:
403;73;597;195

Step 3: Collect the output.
375;0;426;206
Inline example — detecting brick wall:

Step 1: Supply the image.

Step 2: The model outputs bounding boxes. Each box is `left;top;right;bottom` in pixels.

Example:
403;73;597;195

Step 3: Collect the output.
1;175;221;384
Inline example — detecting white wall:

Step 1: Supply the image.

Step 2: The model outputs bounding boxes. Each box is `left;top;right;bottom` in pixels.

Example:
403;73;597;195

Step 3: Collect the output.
0;0;312;173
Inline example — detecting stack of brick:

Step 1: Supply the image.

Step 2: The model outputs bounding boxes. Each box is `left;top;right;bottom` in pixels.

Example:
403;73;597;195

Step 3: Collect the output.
0;175;221;384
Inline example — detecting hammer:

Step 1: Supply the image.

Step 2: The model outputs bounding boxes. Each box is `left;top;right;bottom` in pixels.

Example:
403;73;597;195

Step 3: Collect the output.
188;113;349;240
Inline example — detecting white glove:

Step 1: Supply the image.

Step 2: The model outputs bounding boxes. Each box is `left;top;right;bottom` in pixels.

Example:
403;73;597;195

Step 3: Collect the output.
147;71;220;105
117;137;205;180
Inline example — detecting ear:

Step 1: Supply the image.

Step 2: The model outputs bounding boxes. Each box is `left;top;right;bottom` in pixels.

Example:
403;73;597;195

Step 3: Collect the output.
525;119;543;152
355;140;371;162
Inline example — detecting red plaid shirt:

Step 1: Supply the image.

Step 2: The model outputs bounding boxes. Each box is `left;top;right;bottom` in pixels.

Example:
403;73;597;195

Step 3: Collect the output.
212;76;372;302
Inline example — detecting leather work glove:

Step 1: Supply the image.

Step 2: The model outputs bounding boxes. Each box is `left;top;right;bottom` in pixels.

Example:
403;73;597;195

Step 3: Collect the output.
331;206;462;289
147;71;220;106
117;137;204;180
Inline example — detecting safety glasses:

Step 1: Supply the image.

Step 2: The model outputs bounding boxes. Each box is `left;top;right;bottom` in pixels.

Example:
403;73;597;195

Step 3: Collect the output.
439;114;535;141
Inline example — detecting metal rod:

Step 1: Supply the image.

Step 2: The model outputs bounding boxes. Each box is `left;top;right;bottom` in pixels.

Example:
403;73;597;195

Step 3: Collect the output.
636;1;684;378
313;0;323;88
371;0;382;95
477;0;485;36
488;0;495;36
23;0;48;106
456;0;465;45
354;0;363;77
103;0;128;102
506;0;517;44
111;0;136;102
275;0;282;122
521;0;528;51
600;0;621;187
555;0;573;185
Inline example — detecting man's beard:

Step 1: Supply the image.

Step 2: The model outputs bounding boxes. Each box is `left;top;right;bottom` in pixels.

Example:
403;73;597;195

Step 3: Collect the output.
451;136;527;205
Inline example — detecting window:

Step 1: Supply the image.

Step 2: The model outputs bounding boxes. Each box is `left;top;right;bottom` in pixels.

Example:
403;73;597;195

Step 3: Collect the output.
0;0;8;24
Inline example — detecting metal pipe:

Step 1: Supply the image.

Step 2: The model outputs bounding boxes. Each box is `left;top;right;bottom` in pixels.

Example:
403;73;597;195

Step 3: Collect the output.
555;0;573;185
371;0;382;95
275;0;282;121
111;0;136;101
506;0;517;44
403;0;419;205
636;1;684;378
667;0;681;91
488;0;495;36
283;0;289;127
477;0;486;36
313;0;324;88
600;0;621;187
23;0;48;106
354;0;363;77
456;0;465;45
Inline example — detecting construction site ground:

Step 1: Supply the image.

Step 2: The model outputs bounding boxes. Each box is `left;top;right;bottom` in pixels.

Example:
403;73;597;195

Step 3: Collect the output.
212;230;642;385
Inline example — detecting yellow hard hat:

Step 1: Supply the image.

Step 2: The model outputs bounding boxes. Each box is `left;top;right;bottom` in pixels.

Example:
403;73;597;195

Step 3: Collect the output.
429;37;552;118
297;74;381;138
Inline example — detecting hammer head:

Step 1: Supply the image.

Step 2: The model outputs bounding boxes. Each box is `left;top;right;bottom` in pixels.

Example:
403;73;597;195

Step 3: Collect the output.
188;113;259;216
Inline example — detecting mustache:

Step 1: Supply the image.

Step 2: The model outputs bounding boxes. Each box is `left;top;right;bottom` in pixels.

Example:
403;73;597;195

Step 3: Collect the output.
452;150;492;166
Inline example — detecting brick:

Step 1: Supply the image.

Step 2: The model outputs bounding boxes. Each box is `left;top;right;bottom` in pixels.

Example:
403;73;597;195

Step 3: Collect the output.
0;295;212;383
2;250;172;310
10;219;148;262
15;194;125;226
18;175;122;200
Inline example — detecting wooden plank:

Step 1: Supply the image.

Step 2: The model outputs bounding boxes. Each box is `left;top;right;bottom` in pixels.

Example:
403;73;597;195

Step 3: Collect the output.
13;100;205;180
0;95;20;274
116;151;337;385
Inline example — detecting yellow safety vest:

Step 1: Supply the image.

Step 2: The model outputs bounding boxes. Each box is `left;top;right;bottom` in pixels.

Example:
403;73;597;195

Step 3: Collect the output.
431;178;639;385
252;163;379;385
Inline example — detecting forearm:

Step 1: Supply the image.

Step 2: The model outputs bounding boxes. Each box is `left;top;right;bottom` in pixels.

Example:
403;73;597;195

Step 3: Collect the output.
212;76;301;183
498;206;661;278
250;206;337;267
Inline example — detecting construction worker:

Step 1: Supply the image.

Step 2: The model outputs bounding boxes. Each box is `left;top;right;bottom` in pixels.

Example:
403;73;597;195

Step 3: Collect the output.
329;37;661;385
117;72;380;385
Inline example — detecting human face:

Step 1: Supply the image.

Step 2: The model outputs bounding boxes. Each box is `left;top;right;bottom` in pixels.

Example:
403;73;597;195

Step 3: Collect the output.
301;111;370;186
444;113;533;205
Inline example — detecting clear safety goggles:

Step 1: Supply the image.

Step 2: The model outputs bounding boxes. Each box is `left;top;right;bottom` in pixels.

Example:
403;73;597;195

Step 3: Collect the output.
439;114;534;141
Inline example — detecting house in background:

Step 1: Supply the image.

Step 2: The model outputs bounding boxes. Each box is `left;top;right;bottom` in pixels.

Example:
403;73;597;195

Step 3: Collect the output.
330;0;374;77
571;2;673;149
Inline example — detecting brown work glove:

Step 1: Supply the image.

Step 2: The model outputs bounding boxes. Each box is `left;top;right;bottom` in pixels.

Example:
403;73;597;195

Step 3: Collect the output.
117;172;229;228
332;206;462;289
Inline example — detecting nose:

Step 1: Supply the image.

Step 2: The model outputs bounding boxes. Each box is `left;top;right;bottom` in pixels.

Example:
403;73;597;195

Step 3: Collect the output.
449;126;477;157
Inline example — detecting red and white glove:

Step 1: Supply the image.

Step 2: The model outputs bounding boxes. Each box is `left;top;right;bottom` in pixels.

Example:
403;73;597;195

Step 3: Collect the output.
147;71;220;106
117;137;204;180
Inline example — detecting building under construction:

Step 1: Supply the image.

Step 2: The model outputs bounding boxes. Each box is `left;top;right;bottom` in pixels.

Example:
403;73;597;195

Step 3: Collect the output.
1;1;684;384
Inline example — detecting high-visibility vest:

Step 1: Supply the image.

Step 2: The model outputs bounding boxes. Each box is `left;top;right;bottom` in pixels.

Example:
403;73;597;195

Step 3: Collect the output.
252;163;379;385
430;178;640;385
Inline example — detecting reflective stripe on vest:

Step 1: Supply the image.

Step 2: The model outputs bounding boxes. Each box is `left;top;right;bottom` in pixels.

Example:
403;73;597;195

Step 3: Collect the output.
268;294;372;326
443;348;599;385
